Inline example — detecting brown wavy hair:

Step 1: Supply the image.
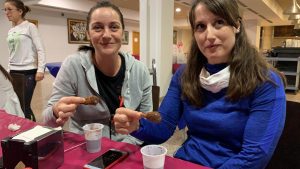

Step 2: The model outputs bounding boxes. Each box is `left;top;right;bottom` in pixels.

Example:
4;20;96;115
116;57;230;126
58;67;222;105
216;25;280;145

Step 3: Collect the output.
181;0;286;107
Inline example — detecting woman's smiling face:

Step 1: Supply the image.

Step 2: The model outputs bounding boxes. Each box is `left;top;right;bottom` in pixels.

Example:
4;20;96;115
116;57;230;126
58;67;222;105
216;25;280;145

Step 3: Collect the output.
193;3;238;64
87;7;123;57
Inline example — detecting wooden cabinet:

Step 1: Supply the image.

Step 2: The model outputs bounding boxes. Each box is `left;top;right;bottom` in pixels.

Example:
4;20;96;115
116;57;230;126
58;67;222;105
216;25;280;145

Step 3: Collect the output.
274;25;300;37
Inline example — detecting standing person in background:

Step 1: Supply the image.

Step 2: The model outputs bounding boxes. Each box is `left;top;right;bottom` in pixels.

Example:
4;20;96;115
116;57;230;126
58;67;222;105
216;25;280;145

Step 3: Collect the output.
43;1;152;145
113;0;286;168
3;0;46;121
0;64;24;118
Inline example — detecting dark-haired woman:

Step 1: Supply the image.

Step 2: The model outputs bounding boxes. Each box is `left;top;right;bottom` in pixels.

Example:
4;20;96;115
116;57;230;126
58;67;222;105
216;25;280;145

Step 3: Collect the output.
0;64;24;117
4;0;46;121
113;0;286;168
43;1;152;145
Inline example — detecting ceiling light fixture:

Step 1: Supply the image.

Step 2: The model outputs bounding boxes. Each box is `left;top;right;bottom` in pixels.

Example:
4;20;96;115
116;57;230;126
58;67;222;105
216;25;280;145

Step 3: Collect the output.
175;7;181;13
288;14;300;20
284;0;300;15
292;19;300;24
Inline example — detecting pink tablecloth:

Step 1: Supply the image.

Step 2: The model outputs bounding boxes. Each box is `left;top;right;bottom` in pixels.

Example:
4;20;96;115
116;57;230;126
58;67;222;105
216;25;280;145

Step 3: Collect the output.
0;110;210;169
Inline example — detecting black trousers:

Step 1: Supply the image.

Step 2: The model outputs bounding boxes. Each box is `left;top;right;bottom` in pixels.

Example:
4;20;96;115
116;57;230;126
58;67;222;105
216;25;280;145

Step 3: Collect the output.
10;69;37;121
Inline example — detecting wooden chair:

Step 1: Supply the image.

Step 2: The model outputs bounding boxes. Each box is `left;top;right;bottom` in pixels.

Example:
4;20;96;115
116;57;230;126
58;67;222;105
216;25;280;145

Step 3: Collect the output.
265;101;300;169
152;86;160;111
152;59;160;111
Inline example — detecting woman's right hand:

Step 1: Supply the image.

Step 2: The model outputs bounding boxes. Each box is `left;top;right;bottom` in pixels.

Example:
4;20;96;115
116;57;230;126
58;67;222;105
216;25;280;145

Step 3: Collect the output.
52;96;85;126
114;107;142;135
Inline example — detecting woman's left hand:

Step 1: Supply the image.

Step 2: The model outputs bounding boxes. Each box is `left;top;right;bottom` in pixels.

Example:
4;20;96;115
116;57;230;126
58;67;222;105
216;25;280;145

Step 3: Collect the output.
114;107;142;135
35;72;44;81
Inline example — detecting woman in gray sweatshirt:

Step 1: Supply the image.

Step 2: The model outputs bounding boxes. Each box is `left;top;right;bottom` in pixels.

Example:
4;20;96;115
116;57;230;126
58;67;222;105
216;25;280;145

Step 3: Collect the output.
43;1;152;145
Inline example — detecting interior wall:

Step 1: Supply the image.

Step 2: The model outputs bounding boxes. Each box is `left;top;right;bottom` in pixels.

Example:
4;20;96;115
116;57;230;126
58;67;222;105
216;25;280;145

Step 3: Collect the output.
122;21;140;54
0;7;137;69
244;20;261;49
272;38;287;48
0;0;11;68
261;26;273;51
181;29;192;54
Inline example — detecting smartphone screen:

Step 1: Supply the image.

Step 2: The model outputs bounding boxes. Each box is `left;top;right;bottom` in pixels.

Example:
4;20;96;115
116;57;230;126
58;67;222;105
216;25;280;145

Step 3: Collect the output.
84;149;129;169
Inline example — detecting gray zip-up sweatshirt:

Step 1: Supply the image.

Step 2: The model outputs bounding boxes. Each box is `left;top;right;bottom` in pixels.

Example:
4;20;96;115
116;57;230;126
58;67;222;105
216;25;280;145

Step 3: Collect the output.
43;50;152;145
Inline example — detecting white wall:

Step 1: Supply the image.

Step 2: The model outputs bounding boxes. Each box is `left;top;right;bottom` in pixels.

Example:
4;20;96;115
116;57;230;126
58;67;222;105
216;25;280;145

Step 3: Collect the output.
261;26;273;51
244;19;261;49
120;21;139;54
0;0;11;68
181;29;192;54
0;6;137;69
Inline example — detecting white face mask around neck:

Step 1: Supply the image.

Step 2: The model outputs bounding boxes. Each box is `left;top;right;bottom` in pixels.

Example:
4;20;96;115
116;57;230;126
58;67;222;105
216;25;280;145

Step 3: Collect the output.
199;66;230;93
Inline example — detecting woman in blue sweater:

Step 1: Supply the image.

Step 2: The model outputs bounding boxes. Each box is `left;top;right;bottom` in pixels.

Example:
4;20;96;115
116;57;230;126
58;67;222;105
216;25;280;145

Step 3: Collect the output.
114;0;286;168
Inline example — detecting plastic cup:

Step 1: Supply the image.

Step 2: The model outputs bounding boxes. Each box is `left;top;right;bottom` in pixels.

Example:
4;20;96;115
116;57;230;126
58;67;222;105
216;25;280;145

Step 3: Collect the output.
82;123;104;153
141;145;167;169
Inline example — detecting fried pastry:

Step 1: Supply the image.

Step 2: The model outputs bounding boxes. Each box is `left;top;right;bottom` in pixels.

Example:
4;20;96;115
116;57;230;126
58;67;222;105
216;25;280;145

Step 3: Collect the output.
141;111;162;123
82;96;99;105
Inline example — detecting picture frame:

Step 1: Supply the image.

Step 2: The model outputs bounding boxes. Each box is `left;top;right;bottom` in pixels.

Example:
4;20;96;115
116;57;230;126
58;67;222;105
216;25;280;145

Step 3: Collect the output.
122;31;129;45
67;18;89;44
28;19;38;27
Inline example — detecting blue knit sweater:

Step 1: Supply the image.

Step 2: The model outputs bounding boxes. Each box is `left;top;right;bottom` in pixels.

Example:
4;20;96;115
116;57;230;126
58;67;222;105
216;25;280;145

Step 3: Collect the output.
132;65;286;169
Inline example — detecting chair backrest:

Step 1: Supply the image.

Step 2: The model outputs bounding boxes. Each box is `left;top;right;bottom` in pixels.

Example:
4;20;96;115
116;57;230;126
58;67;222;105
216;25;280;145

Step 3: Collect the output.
265;100;300;169
151;59;160;111
152;86;160;111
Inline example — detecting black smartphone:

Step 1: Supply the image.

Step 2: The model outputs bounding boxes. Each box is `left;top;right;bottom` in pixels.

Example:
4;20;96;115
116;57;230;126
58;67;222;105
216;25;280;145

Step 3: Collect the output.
83;149;129;169
0;156;3;169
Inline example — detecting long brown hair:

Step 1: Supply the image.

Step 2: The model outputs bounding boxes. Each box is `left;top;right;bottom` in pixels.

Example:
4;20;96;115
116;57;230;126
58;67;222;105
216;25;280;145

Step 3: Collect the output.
0;65;12;82
181;0;285;107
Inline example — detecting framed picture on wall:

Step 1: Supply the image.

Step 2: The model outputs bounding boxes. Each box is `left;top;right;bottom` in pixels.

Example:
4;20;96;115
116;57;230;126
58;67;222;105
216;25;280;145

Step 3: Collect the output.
67;18;89;44
122;31;129;45
28;19;38;27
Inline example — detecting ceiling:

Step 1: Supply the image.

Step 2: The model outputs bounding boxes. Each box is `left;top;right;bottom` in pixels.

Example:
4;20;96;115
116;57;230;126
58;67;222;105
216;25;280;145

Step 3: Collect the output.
237;0;292;26
95;0;295;27
87;0;191;20
27;0;296;27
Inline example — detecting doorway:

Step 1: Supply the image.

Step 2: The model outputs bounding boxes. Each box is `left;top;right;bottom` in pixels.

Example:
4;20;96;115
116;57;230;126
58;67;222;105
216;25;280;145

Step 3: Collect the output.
132;31;140;57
